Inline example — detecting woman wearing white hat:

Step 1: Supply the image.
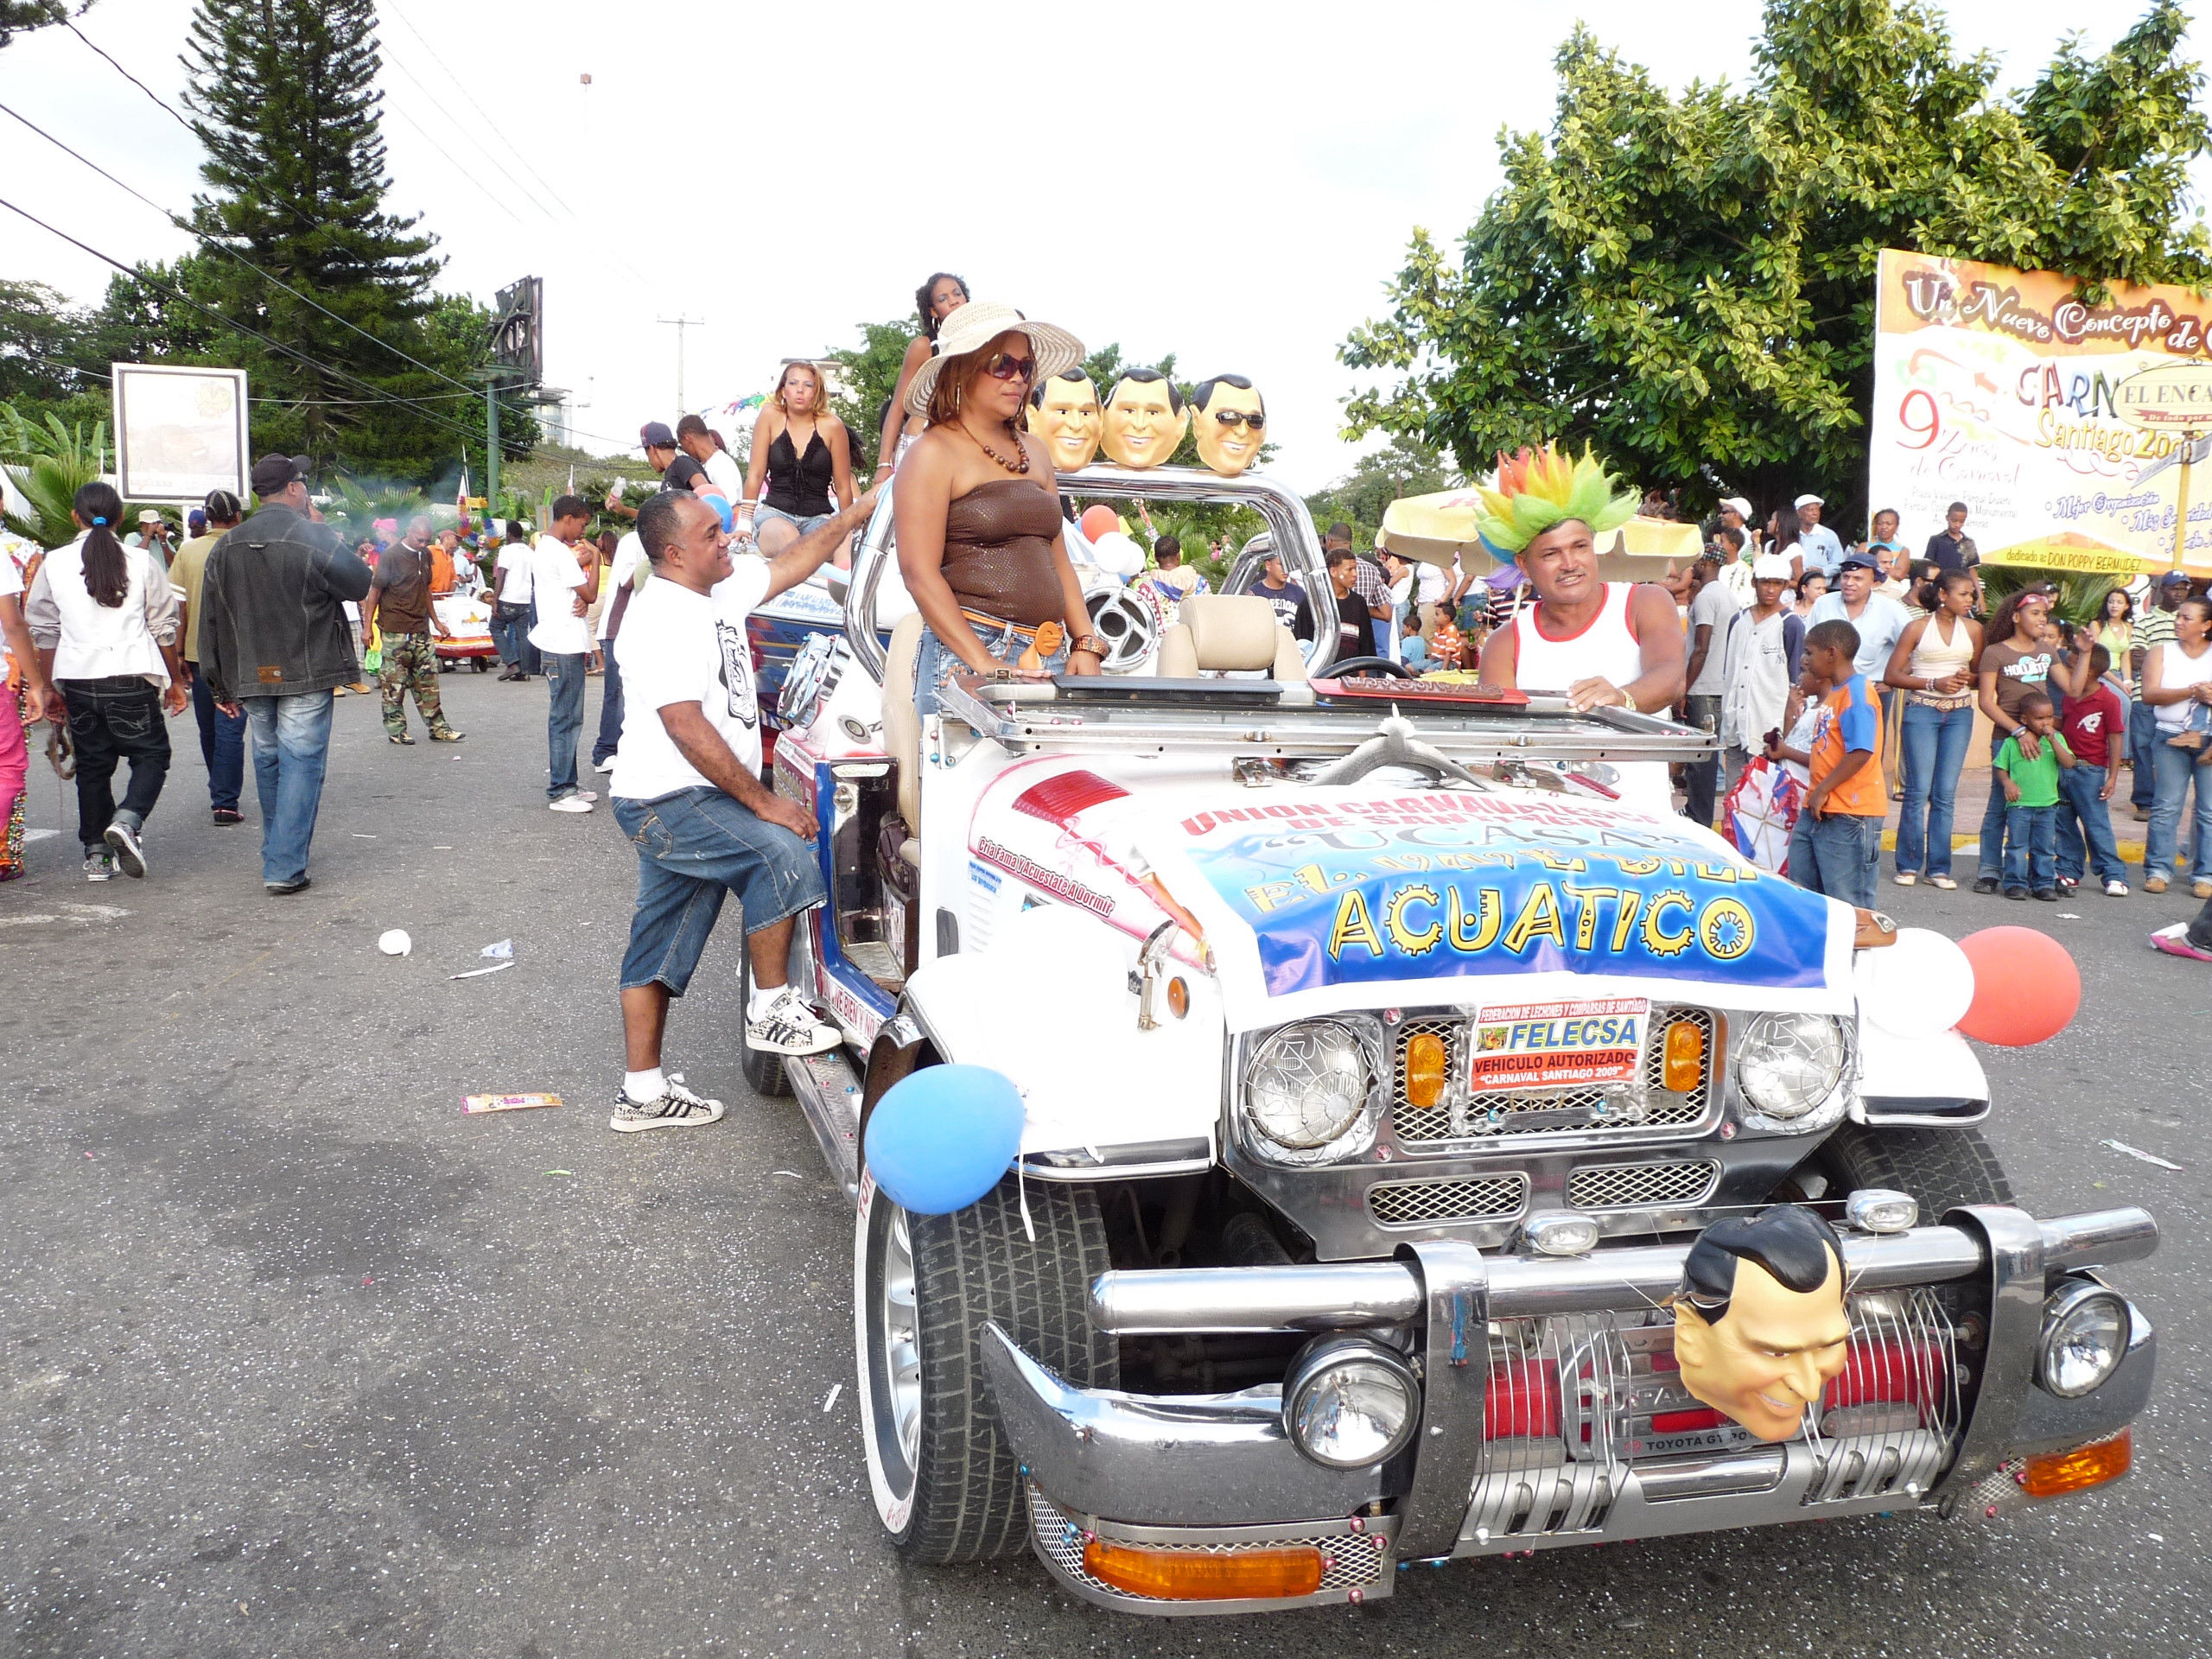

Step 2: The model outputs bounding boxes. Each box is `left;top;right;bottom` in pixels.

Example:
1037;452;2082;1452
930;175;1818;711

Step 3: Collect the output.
893;302;1102;715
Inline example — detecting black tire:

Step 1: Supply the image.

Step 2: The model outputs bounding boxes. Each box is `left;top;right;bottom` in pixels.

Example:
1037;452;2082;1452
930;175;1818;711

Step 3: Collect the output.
736;942;792;1098
1810;1122;2014;1214
857;1176;1116;1563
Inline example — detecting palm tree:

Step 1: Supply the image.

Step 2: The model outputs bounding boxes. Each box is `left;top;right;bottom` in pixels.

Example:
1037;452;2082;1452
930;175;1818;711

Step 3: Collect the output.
0;407;105;548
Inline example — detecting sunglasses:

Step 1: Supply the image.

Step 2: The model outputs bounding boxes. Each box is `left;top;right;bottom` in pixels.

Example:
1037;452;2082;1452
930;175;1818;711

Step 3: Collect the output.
1211;409;1266;430
982;352;1037;383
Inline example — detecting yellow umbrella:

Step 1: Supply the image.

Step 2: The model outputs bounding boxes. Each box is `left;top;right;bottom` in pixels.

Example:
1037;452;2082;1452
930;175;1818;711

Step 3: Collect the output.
1978;529;2179;578
1380;490;1703;580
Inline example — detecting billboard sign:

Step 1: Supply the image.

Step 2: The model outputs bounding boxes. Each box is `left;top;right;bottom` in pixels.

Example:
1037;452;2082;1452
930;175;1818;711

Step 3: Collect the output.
492;276;543;387
1866;249;2212;574
111;363;248;503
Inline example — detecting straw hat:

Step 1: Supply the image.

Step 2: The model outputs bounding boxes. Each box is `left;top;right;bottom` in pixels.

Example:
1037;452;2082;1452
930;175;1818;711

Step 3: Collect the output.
902;301;1084;416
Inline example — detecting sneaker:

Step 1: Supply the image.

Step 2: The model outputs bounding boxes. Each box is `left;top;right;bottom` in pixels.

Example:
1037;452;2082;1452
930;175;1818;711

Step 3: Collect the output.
388;732;416;746
594;756;618;773
213;806;243;825
2056;874;2079;890
549;795;594;814
2003;887;2030;900
1972;877;2001;895
747;988;840;1056
2032;888;2060;901
2145;874;2168;894
103;820;146;879
83;851;113;881
1928;874;1958;890
264;876;311;895
572;789;599;804
2106;879;2130;897
1893;871;1917;887
428;728;467;742
2133;805;2152;822
609;1073;725;1133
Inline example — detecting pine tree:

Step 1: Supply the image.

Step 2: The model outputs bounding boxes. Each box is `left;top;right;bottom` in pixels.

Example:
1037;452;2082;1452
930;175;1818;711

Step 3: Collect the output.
182;0;450;476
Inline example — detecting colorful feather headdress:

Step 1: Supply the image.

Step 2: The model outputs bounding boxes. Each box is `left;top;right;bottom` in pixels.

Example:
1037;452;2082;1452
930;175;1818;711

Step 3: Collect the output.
1472;442;1639;556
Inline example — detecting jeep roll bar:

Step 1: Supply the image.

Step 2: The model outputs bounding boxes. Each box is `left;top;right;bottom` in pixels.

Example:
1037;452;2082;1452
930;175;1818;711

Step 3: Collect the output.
841;465;1338;683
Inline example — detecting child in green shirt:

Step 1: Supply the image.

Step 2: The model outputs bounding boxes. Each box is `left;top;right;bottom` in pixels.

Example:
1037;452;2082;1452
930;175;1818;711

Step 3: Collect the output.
1993;690;2075;899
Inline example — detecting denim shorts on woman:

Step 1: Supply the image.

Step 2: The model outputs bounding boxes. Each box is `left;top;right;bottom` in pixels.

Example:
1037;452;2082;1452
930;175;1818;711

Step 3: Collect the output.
753;504;836;540
912;620;1069;718
613;786;825;995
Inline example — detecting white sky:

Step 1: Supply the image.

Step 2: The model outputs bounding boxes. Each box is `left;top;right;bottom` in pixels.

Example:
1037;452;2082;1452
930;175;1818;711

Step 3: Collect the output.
2;0;2207;488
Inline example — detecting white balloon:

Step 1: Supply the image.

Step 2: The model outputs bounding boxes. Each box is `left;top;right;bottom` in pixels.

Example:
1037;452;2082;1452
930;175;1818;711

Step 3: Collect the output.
1853;926;1974;1039
378;929;412;957
1090;531;1146;579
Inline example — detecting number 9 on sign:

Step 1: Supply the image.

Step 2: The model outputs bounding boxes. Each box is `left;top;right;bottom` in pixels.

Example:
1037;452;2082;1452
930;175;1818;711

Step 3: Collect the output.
1898;389;1939;451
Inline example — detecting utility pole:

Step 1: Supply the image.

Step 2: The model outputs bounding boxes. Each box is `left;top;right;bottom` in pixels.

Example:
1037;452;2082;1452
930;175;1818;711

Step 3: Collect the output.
658;315;704;416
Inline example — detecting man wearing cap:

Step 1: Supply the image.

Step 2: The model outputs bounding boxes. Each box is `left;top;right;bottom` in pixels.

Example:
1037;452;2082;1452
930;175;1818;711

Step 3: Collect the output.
603;423;709;520
1719;553;1807;789
1718;497;1757;556
1794;495;1844;582
2131;574;2191;819
200;454;374;895
1713;524;1754;605
361;517;464;747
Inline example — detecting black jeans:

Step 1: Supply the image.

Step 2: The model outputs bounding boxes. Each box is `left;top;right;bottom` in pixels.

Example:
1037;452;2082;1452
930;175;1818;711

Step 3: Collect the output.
62;676;170;850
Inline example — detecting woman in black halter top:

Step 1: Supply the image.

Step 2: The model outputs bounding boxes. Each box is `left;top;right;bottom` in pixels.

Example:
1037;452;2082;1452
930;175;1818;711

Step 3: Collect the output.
740;362;855;556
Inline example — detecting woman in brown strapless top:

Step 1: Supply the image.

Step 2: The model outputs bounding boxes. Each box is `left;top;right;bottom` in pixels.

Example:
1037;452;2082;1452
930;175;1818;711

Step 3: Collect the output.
892;303;1098;716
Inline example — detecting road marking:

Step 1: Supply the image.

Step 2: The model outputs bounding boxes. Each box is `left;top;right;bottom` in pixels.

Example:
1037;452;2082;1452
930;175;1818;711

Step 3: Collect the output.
0;901;132;928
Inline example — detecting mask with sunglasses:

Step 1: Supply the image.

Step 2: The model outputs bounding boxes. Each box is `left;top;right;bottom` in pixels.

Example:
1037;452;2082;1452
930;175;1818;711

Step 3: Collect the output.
1193;376;1268;476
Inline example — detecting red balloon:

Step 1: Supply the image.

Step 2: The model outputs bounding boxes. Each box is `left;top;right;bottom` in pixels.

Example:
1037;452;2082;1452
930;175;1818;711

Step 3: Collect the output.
1955;925;2080;1046
1079;505;1120;544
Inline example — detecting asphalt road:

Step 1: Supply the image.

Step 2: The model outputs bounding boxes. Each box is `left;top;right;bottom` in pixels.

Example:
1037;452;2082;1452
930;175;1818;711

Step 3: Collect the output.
2;669;2205;1658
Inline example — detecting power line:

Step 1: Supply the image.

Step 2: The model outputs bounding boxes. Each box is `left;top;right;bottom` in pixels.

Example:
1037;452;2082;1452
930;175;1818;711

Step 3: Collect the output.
377;54;564;226
1;349;482;404
378;100;530;230
382;3;579;219
0;194;490;447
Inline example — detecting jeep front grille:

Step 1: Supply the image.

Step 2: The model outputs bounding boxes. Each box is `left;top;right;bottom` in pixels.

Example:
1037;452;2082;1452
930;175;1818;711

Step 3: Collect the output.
1391;1007;1717;1146
1565;1160;1720;1211
1368;1173;1529;1229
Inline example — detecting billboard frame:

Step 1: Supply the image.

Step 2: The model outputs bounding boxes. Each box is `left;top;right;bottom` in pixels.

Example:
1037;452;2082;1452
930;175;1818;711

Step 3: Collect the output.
111;362;250;504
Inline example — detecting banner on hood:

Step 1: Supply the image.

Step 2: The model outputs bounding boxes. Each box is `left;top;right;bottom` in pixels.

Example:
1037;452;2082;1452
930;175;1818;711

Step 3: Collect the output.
1139;789;1852;1032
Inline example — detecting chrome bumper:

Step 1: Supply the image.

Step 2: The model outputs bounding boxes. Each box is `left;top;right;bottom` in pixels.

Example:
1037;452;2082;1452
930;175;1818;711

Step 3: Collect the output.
984;1206;2158;1616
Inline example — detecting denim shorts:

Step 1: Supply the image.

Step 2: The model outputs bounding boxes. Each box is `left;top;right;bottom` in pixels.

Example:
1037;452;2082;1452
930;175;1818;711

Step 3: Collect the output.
912;620;1069;718
753;504;835;539
613;786;826;995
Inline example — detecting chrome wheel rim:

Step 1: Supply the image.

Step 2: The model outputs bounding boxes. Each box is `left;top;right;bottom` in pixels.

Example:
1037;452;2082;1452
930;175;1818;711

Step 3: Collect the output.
867;1201;923;1497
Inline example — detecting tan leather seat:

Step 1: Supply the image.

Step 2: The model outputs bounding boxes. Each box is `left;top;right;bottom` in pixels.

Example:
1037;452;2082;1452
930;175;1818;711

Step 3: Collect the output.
881;613;925;835
1157;594;1312;699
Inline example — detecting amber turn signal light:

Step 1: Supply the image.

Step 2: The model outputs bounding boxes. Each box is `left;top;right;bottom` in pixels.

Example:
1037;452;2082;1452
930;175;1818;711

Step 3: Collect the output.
1404;1032;1447;1109
1082;1538;1326;1601
2020;1429;2131;1498
1166;976;1190;1020
1662;1019;1706;1093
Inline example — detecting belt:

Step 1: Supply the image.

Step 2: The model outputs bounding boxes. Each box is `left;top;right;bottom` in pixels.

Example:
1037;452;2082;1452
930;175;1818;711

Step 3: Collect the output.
959;607;1053;642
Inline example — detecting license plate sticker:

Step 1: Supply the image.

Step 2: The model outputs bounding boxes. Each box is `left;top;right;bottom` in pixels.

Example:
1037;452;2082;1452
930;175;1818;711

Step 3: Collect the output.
1471;998;1649;1092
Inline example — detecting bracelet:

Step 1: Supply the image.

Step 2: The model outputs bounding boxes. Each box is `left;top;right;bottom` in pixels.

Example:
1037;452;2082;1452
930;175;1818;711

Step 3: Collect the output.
1070;634;1103;657
1618;687;1638;714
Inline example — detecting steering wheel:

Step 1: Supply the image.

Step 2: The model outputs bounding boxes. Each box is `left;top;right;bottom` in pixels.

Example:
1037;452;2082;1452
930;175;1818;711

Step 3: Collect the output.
1325;656;1415;679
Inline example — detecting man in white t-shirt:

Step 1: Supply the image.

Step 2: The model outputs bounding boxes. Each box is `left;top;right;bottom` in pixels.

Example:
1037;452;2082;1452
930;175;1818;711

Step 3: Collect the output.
525;496;601;811
492;521;539;679
677;415;744;501
607;486;876;1132
591;528;645;772
1680;552;1741;828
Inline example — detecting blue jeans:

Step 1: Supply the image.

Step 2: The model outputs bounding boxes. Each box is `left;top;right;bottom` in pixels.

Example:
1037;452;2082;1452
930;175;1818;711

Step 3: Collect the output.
2128;696;2159;811
2146;739;2212;883
613;786;826;995
2055;765;2126;883
2001;802;2056;891
1975;731;2012;880
491;601;539;673
244;690;332;884
189;664;246;811
593;645;625;766
543;652;588;800
912;620;1069;718
1895;700;1974;877
1789;810;1881;908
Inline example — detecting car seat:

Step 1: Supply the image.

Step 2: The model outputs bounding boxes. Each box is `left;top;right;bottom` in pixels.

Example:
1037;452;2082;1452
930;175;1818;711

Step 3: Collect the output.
881;613;925;847
1157;594;1313;701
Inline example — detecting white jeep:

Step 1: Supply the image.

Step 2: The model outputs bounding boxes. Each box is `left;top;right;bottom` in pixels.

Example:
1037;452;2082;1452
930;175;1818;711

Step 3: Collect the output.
751;463;2157;1616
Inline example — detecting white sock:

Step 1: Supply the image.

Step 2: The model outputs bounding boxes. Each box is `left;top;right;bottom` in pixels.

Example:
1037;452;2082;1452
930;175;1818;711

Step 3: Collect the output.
624;1067;664;1102
748;982;784;1020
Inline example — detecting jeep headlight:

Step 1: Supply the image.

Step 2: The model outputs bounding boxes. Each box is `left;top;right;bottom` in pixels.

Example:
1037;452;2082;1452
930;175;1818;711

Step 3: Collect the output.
1736;1012;1849;1131
1243;1019;1377;1163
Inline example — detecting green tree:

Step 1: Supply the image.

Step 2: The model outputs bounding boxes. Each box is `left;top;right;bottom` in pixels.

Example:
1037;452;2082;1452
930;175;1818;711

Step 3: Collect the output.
182;0;451;477
1342;0;2212;532
1302;436;1455;553
824;319;917;474
0;0;88;48
0;279;102;426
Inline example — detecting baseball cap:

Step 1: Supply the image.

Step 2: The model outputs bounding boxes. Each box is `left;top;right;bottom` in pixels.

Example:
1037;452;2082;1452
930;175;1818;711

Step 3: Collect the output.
1794;493;1824;509
249;453;311;494
639;421;677;450
1751;553;1794;580
188;509;207;531
1838;550;1879;573
2160;571;2191;587
1720;497;1752;519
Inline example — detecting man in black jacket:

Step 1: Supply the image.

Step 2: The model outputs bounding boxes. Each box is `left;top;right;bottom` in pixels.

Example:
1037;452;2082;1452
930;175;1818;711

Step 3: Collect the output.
201;454;373;895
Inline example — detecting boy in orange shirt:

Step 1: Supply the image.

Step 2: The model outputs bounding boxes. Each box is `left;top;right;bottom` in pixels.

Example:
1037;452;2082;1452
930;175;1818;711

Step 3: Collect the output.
1787;619;1885;907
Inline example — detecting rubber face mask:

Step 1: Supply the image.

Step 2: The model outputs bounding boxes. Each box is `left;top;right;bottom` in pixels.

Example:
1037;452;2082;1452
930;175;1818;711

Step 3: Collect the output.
1033;374;1103;472
1101;377;1186;469
1670;1249;1851;1442
1194;380;1265;475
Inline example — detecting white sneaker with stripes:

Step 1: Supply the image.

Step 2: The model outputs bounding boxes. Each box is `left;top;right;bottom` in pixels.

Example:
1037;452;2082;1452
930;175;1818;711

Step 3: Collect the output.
746;988;839;1056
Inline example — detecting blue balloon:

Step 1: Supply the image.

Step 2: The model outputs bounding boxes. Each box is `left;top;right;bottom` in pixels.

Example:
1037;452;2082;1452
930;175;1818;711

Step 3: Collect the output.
864;1065;1026;1216
706;492;736;532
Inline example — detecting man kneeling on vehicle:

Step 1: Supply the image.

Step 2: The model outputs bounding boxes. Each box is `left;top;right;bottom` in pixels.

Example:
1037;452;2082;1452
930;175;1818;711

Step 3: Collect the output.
608;486;877;1133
